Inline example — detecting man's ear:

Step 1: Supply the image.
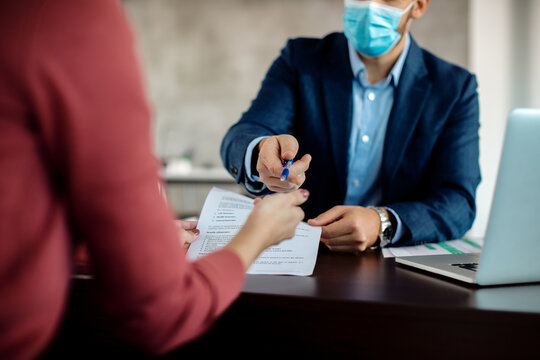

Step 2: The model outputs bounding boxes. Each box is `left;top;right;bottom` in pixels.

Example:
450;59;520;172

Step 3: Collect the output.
411;0;430;20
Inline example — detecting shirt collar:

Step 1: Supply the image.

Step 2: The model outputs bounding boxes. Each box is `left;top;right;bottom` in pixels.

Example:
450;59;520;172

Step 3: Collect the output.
347;33;411;87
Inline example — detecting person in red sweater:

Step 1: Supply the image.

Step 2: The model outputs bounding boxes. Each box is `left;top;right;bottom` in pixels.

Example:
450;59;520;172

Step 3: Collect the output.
0;1;310;359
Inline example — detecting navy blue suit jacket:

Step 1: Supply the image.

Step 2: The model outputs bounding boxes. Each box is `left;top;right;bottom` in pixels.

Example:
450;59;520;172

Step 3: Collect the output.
221;33;481;246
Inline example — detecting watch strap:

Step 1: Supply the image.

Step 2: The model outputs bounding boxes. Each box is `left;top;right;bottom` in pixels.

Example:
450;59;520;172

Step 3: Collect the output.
368;206;393;247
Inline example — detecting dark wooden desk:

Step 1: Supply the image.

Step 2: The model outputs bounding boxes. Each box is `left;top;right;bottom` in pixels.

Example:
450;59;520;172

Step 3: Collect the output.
45;248;540;359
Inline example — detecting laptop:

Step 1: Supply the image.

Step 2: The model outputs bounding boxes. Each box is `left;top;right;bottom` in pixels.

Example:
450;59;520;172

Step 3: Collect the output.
396;108;540;285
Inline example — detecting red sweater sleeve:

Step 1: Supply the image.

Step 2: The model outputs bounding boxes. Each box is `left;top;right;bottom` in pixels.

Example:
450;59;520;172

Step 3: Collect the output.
10;0;245;356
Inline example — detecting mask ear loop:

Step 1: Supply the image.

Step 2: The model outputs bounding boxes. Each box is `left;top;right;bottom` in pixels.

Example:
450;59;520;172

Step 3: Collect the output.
402;0;417;35
404;0;417;14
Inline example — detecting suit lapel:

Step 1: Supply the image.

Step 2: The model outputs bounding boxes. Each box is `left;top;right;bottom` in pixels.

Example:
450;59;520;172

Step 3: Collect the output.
321;35;354;201
383;38;432;187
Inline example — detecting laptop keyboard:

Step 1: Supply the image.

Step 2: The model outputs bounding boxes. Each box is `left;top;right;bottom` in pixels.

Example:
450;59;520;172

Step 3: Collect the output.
451;263;479;272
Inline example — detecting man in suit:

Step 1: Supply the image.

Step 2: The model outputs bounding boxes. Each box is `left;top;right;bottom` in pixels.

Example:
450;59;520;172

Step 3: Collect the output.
221;0;481;253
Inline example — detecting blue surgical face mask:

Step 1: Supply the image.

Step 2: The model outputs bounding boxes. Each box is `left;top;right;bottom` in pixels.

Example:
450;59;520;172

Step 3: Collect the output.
343;0;415;58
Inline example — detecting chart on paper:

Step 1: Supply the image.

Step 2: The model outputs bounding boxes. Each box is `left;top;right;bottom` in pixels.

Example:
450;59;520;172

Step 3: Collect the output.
382;238;483;258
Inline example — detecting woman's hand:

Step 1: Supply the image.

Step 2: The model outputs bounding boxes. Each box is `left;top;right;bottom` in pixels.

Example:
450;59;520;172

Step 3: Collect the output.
225;189;310;270
175;220;200;249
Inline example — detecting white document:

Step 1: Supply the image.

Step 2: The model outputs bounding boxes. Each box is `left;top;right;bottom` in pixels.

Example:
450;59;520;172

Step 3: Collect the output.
382;238;483;258
187;187;321;276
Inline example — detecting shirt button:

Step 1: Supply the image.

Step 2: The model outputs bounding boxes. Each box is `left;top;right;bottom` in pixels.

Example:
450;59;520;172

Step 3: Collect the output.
353;179;360;187
368;92;376;101
362;135;370;143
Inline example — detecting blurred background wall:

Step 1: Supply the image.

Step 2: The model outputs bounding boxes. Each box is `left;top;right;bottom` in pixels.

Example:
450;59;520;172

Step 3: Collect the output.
123;0;539;237
469;0;540;237
124;0;469;165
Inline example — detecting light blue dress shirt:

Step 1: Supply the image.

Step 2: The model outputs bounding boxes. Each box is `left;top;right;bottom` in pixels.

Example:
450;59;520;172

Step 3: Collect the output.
344;34;411;244
244;34;412;244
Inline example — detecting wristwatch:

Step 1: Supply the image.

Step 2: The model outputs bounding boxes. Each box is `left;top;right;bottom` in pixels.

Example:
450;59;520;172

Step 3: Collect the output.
369;206;394;248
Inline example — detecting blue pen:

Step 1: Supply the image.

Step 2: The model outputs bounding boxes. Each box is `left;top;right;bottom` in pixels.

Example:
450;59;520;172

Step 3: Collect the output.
280;159;294;182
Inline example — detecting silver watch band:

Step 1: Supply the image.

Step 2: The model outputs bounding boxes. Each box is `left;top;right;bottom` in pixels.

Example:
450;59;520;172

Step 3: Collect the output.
368;206;393;247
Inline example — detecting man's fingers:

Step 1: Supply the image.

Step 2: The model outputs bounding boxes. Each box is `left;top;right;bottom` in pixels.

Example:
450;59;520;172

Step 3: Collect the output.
291;154;312;175
268;185;295;193
320;220;352;239
266;181;298;192
285;154;311;186
263;175;301;192
263;167;304;188
308;206;345;226
258;150;284;177
323;243;365;254
277;135;299;160
285;172;304;188
258;136;286;176
320;232;357;246
259;136;307;182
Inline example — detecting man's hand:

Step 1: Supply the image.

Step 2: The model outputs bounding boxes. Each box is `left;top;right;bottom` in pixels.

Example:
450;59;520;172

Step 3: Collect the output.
308;206;381;254
256;135;312;192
